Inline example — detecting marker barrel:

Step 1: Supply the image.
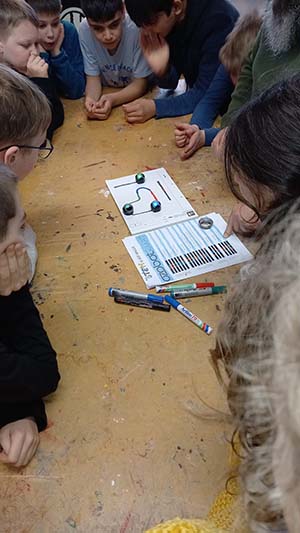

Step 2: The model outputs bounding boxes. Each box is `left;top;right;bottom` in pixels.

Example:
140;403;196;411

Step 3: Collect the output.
109;287;164;303
114;296;170;311
170;286;227;298
156;282;214;293
165;295;213;335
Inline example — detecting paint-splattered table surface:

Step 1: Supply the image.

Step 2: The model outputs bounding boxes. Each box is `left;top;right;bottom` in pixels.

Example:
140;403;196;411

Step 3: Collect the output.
1;99;240;532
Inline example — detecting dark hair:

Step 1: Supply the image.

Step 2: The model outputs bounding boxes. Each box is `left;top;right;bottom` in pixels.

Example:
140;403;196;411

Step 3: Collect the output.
224;75;300;220
80;0;123;22
124;0;173;27
0;164;17;241
26;0;61;15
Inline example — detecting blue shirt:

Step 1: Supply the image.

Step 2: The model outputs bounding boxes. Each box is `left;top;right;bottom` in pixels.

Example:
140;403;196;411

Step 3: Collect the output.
42;20;85;99
190;64;234;146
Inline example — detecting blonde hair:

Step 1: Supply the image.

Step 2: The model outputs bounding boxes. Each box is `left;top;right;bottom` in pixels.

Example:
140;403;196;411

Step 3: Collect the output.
211;202;300;532
0;64;51;146
0;0;38;38
219;11;262;78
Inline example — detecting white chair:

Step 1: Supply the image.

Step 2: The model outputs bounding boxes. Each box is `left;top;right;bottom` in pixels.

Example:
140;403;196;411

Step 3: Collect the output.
60;7;85;29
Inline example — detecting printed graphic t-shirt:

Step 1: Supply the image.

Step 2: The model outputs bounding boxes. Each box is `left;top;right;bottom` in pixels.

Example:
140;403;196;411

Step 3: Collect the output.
78;15;151;87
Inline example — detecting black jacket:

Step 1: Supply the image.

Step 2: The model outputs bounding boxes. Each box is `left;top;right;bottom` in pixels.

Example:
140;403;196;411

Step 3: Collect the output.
0;285;60;431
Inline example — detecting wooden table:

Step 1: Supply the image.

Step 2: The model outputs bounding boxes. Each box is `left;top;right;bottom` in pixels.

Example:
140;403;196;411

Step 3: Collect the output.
0;98;239;532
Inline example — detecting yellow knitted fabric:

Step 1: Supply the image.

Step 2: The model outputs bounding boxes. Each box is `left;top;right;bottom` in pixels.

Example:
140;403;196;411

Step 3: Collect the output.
145;444;249;533
145;517;228;533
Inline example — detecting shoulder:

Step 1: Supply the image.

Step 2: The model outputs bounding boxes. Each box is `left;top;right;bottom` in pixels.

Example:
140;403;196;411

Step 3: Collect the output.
62;20;77;35
78;18;90;37
123;14;140;40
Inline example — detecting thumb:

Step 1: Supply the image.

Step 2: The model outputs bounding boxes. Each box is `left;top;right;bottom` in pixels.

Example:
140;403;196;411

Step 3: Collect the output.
0;451;10;463
224;216;233;238
174;122;185;130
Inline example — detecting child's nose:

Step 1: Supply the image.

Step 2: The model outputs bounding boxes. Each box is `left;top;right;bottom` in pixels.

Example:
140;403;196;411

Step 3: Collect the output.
46;26;54;38
103;28;112;40
31;43;39;54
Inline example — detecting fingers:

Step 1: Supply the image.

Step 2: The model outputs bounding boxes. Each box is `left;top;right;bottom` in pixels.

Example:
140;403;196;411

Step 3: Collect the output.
0;252;11;296
0;421;40;467
15;244;30;287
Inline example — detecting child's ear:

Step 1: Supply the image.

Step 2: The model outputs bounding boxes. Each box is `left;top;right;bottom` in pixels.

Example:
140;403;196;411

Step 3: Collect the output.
173;0;185;17
3;146;20;168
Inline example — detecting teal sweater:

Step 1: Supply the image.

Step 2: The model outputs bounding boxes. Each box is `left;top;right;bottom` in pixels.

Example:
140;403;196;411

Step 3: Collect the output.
222;27;300;126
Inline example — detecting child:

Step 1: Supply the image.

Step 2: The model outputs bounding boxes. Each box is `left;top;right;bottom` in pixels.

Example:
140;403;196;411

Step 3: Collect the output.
213;0;300;161
0;164;60;468
221;74;300;237
174;12;262;160
78;0;151;120
0;62;54;287
0;0;64;140
26;0;85;99
123;0;238;124
210;202;300;533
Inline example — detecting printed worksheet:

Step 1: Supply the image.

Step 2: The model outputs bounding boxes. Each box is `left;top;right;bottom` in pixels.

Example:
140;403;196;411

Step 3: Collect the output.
106;167;197;234
123;213;252;288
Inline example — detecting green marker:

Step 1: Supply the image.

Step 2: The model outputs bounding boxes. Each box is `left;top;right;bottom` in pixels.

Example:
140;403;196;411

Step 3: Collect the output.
169;286;227;298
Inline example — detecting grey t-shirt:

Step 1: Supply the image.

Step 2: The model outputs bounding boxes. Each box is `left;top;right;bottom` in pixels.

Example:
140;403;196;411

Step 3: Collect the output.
78;15;151;87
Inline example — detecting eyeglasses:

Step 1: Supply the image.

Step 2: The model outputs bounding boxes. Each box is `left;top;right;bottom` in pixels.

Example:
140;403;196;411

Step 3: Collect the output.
0;139;54;160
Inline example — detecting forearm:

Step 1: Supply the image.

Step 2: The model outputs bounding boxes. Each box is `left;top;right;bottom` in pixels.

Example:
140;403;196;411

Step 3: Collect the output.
155;86;205;119
0;286;60;401
85;75;102;102
0;399;47;432
108;78;148;107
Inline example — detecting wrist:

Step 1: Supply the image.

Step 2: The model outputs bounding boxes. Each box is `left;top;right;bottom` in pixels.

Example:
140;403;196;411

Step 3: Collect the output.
51;48;61;57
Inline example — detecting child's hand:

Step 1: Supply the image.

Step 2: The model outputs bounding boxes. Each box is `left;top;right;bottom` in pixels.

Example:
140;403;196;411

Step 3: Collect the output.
93;94;113;120
0;244;30;296
224;202;260;237
140;30;170;77
26;53;48;78
123;98;156;123
174;123;205;159
0;418;39;467
212;127;227;161
51;23;65;57
85;96;98;114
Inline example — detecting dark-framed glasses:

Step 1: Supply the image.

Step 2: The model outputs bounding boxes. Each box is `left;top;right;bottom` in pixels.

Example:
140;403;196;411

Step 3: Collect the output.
0;139;54;160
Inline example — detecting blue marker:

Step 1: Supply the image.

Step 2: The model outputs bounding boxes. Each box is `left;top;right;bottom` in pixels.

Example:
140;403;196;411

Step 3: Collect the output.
108;287;165;304
165;295;213;335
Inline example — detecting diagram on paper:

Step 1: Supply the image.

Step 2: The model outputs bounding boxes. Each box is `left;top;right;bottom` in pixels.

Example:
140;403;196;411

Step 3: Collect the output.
123;213;253;288
106;167;197;234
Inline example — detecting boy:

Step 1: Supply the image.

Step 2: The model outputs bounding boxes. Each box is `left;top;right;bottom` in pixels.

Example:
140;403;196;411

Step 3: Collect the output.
26;0;85;99
174;11;262;160
79;0;151;120
0;164;60;468
0;65;60;468
123;0;238;123
0;0;64;140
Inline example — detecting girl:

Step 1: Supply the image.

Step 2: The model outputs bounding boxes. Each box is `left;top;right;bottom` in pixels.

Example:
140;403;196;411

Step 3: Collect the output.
223;75;300;236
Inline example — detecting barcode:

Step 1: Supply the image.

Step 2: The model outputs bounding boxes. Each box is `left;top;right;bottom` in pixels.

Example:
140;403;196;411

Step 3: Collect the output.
165;241;237;274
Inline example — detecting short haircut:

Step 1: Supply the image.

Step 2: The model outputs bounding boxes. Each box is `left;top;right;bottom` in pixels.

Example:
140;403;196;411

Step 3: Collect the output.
125;0;173;27
0;64;51;146
0;0;38;38
26;0;62;16
219;11;262;78
80;0;123;22
0;164;17;241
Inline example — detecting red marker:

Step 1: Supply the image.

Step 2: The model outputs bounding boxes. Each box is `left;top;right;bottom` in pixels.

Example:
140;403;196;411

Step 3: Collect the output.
156;282;215;293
